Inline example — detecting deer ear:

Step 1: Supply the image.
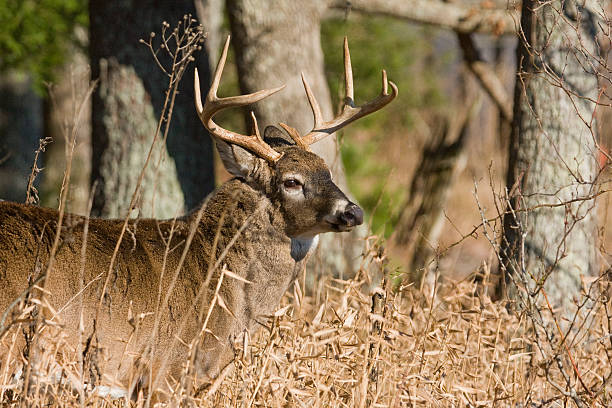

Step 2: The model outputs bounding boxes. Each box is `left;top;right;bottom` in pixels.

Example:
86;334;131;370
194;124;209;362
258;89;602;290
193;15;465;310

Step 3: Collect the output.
215;140;257;178
264;125;285;139
264;125;293;146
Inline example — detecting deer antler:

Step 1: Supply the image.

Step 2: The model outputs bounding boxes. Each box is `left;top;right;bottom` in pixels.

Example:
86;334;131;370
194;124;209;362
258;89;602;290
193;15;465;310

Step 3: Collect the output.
195;36;285;162
280;37;398;149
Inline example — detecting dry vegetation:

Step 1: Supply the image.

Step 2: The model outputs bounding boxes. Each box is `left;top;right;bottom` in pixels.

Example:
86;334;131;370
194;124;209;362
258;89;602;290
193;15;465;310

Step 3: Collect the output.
0;234;610;407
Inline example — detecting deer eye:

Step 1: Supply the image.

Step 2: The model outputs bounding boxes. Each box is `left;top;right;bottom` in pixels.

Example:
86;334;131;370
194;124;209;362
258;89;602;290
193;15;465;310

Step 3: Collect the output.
283;179;302;189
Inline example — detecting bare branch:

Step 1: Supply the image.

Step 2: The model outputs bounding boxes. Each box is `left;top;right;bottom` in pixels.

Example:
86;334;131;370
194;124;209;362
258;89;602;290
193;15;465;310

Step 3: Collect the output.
457;33;514;122
327;0;519;35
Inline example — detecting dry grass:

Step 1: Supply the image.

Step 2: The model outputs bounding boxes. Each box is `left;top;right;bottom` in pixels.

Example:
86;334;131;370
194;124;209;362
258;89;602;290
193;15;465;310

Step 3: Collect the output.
1;234;610;407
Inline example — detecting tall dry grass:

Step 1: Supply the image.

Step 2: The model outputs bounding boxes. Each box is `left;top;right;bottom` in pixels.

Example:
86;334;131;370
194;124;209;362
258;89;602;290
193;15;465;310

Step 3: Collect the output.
1;233;610;406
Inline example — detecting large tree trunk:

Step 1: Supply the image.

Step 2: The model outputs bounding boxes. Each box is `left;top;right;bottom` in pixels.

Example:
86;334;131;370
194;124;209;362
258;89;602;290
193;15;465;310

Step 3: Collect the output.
227;0;366;276
0;73;43;202
89;0;214;219
501;0;600;313
194;0;225;72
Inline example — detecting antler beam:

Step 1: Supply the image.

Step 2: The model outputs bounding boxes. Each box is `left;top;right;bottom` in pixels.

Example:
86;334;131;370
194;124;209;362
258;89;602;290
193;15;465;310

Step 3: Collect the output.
282;37;398;148
195;36;285;162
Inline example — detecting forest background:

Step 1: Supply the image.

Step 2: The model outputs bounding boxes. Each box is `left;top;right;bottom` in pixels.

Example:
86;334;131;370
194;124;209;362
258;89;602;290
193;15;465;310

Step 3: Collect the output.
1;1;612;406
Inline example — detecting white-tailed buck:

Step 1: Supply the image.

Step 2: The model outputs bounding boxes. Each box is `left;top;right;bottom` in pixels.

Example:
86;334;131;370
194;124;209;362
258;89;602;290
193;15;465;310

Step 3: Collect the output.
0;36;397;398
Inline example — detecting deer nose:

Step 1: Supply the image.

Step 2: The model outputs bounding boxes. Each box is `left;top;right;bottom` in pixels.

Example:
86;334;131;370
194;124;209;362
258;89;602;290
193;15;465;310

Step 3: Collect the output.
339;203;363;227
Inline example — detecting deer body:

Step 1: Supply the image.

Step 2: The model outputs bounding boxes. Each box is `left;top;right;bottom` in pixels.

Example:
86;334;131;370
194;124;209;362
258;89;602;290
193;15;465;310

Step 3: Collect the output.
0;144;362;392
0;36;396;397
0;146;344;372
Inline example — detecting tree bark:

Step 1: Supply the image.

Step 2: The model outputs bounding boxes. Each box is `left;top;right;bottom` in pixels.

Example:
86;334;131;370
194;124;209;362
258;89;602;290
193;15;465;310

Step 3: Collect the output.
0;73;43;202
89;0;214;218
502;0;600;313
194;0;225;72
227;0;366;276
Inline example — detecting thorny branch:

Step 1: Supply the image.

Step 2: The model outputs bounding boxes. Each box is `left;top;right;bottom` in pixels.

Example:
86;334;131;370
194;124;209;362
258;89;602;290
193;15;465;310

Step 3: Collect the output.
25;137;53;205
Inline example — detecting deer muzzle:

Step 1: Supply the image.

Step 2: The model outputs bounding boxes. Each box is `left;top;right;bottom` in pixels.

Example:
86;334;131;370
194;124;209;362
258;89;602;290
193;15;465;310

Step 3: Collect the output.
325;201;363;232
338;203;363;227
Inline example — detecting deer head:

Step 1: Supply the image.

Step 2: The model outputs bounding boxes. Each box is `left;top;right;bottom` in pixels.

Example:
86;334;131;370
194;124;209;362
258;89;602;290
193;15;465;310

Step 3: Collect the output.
194;36;398;239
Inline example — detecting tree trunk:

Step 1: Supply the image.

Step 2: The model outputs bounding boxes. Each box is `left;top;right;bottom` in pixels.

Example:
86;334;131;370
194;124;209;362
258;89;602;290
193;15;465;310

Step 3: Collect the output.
89;0;215;218
194;0;225;72
40;36;91;215
227;0;366;276
0;73;43;202
501;0;600;313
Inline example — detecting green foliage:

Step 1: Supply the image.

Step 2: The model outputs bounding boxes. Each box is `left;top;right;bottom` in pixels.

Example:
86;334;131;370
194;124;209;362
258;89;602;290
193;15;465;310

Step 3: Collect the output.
321;15;449;237
321;15;444;133
0;0;87;91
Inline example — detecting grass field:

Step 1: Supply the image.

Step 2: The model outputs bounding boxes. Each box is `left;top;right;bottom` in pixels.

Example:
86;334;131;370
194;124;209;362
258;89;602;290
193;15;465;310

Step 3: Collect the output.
1;235;610;407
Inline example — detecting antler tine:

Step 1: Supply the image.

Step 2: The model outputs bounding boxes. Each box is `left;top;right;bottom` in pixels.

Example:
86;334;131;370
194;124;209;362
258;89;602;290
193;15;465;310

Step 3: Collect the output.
301;73;323;127
195;35;286;162
276;73;322;150
298;37;398;147
278;122;308;150
343;37;354;106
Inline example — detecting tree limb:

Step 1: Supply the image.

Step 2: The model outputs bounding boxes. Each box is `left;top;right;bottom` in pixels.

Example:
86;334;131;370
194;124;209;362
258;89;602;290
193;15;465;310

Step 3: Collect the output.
327;0;519;35
457;33;513;122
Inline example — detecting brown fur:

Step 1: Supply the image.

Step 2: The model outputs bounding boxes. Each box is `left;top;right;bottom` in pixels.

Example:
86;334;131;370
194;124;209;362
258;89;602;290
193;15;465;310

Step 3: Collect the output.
0;140;360;396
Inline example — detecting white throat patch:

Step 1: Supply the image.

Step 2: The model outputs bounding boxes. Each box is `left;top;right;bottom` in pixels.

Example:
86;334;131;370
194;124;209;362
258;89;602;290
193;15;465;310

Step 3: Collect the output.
290;235;319;262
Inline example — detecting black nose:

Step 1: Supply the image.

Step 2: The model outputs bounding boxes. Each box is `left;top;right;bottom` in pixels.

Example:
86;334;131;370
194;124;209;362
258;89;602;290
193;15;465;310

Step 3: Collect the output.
339;203;364;227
